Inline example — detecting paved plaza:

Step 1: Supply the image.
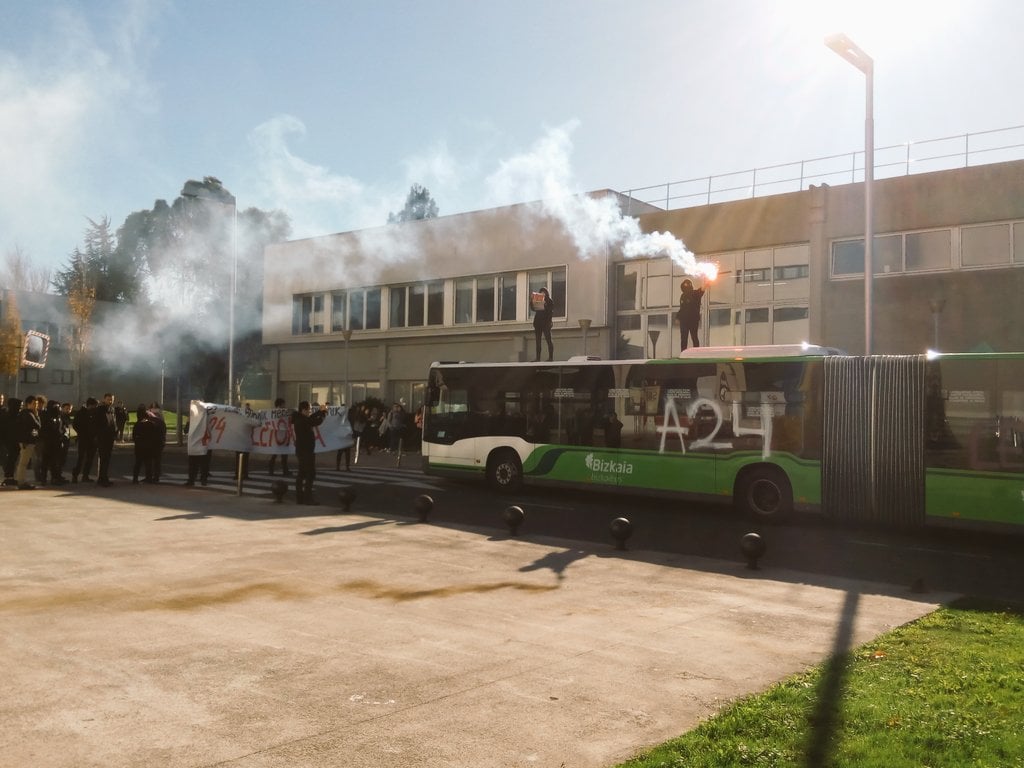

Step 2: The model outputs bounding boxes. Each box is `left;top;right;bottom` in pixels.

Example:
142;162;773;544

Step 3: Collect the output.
1;483;951;767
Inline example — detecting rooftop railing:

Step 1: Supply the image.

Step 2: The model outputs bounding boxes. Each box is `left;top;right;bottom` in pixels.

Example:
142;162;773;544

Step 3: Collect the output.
622;124;1024;214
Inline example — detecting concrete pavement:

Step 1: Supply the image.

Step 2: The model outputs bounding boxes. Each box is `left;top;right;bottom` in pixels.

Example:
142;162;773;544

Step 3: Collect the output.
1;481;953;767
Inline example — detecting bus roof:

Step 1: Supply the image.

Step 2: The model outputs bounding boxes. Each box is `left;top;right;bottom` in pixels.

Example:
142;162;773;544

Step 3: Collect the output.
429;344;848;369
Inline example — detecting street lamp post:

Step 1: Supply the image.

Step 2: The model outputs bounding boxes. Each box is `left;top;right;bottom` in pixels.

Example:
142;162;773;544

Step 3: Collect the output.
578;318;592;357
181;180;238;404
826;33;874;355
342;328;353;405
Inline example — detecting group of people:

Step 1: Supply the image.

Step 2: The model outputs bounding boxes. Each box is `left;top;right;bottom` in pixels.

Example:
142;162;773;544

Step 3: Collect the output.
531;277;708;362
0;392;141;490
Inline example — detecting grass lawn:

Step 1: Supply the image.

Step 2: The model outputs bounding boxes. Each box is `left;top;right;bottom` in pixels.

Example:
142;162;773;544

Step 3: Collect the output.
618;598;1024;768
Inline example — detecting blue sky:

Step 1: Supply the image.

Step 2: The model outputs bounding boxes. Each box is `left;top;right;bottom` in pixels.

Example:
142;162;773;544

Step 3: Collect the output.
3;0;1022;273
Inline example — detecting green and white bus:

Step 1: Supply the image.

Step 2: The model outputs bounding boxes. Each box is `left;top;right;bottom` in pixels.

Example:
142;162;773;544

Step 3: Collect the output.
422;345;1024;532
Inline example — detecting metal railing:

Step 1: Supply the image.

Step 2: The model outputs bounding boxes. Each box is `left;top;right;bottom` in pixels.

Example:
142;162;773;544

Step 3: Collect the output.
622;124;1024;214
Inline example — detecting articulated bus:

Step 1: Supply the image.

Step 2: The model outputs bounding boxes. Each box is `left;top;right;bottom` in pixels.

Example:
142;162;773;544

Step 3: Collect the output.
422;345;1024;532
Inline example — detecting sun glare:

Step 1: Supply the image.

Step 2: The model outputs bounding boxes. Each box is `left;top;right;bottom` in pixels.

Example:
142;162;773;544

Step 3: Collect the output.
786;0;969;66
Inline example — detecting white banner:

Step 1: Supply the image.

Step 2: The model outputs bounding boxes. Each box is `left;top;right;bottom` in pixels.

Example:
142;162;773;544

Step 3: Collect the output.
187;401;353;456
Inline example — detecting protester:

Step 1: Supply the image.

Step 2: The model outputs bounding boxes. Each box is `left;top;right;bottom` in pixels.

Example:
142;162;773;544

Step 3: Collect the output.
677;278;706;351
131;404;158;484
72;397;98;483
532;286;554;362
0;394;18;486
14;395;41;490
93;393;117;487
291;401;327;504
267;397;291;476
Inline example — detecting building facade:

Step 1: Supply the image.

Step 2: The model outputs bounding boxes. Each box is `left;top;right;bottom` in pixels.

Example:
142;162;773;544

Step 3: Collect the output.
261;160;1024;410
1;289;161;407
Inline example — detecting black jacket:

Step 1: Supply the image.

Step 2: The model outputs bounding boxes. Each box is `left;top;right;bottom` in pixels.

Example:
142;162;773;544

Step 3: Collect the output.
15;408;42;445
291;409;327;454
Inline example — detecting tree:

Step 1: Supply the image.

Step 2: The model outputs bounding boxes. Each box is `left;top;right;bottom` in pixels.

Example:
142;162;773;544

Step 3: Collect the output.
115;179;291;402
2;246;51;293
64;251;98;402
0;290;23;389
52;217;144;303
387;184;439;224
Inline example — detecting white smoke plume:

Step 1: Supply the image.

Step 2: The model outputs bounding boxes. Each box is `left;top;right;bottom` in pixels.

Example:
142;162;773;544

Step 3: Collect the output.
486;121;718;279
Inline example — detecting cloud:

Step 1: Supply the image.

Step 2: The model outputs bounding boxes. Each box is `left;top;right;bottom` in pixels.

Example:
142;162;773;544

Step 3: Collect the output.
0;1;162;266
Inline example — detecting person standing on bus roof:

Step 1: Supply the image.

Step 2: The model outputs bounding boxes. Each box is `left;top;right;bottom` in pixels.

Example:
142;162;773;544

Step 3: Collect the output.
532;287;554;362
678;278;706;351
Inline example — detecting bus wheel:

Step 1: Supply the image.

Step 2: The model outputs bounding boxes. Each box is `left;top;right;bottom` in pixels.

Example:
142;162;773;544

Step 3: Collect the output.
736;467;793;522
487;450;523;493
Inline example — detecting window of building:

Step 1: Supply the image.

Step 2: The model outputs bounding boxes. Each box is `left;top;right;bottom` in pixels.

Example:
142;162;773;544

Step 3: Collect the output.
331;292;347;332
20;368;40;384
475;277;495;322
455;278;474;324
427;282;444;325
905;229;951;271
292;294;325;334
389;286;408;328
874;234;903;274
499;273;517;321
50;369;74;385
336;287;381;331
1015;222;1024;264
738;268;771;283
773;306;809;322
962;223;1010;267
745;308;770;324
773;265;809;281
529;267;566;317
832;240;864;275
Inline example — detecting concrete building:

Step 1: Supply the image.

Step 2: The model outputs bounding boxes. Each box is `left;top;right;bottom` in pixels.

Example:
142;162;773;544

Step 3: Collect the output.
261;159;1024;410
1;289;161;407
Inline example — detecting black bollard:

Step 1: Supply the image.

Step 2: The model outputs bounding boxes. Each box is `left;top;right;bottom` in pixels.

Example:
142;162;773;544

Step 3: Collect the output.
270;480;288;503
609;517;632;551
414;494;434;523
502;505;525;536
337;485;356;513
740;532;766;570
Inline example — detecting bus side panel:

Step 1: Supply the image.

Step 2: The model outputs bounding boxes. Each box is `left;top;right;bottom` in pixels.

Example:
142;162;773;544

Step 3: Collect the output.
926;468;1024;529
522;446;718;495
422;439;486;479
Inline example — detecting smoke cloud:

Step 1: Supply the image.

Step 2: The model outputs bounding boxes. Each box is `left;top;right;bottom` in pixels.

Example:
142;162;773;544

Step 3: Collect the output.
486;121;717;278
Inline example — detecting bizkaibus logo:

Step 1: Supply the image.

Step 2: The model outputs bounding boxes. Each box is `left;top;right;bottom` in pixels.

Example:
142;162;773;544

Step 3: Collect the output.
584;453;634;476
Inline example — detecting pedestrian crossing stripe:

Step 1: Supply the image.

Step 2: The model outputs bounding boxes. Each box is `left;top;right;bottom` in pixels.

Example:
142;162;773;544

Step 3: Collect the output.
140;465;444;494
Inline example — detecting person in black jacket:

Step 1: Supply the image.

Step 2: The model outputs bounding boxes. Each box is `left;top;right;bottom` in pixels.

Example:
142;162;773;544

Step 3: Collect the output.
93;392;117;487
532;287;554;362
72;398;98;482
0;395;18;486
677;278;706;351
291;401;327;505
38;399;67;485
14;395;42;490
131;404;158;484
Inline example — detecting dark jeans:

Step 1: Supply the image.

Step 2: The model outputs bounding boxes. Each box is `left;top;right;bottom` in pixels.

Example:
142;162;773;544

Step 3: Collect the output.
295;451;316;502
74;439;97;479
268;453;290;474
680;323;700;351
534;326;553;361
187;453;211;484
96;437;115;483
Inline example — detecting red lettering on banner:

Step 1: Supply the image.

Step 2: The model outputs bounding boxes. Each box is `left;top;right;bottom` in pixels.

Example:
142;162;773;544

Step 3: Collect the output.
314;426;327;447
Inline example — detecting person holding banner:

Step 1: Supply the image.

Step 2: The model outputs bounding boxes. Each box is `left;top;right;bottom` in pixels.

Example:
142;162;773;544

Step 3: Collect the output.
292;401;328;505
532;287;554;362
